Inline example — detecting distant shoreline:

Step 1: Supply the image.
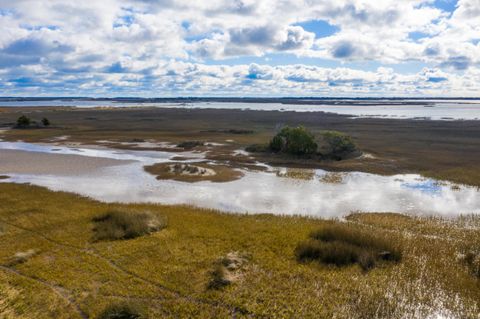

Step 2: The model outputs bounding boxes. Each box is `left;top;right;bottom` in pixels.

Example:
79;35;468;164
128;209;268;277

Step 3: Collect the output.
1;99;479;121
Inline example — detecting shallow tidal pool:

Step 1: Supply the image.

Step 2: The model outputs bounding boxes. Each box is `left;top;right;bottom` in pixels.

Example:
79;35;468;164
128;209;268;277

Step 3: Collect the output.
0;141;479;217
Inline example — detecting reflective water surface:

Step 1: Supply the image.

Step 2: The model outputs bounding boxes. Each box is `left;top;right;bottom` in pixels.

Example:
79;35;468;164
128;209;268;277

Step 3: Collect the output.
1;141;479;217
1;100;480;120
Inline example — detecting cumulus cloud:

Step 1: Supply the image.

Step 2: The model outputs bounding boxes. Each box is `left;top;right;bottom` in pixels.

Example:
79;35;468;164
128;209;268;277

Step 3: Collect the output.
0;0;479;96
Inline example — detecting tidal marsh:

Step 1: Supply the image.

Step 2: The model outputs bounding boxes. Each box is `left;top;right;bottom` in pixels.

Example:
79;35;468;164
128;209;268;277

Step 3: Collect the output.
1;106;480;187
0;183;478;318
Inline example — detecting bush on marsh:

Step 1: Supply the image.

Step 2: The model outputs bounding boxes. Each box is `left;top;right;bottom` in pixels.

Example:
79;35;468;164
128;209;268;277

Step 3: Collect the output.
321;130;357;159
266;126;358;159
296;224;401;270
269;126;318;155
92;210;165;241
97;302;146;319
41;118;51;126
16;115;31;127
15;115;51;128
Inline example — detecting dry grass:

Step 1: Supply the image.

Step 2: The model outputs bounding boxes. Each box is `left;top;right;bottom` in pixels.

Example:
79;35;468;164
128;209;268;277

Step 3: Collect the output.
423;167;480;189
0;183;478;318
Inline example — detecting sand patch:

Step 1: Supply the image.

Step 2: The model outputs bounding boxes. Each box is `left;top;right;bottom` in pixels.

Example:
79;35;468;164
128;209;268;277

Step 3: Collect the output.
0;149;134;175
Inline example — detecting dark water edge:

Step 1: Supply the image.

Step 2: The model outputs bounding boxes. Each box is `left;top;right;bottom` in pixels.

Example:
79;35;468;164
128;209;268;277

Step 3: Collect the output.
1;96;480;106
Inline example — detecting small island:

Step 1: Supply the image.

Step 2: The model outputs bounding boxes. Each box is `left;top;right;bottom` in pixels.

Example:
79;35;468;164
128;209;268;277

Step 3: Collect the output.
144;162;244;183
247;125;361;161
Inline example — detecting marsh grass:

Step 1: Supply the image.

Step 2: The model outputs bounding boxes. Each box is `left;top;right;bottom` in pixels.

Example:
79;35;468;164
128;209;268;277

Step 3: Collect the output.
296;224;401;270
0;183;479;318
92;210;165;241
97;302;146;319
2;106;480;187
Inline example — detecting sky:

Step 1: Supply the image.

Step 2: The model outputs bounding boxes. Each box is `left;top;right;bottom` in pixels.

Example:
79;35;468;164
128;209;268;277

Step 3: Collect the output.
0;0;479;97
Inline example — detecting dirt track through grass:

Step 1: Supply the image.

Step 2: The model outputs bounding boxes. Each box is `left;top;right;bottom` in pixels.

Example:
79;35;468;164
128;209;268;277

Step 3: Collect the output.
0;217;252;318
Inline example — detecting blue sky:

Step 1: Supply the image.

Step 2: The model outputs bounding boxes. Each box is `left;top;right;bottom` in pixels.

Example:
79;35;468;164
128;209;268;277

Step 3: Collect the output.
0;0;479;97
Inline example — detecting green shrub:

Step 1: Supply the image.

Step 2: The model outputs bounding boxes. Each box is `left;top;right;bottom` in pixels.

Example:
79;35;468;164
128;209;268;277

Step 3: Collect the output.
322;131;357;158
16;115;31;127
269;135;284;152
41;118;50;126
269;126;317;155
295;224;401;270
92;210;165;241
97;302;146;319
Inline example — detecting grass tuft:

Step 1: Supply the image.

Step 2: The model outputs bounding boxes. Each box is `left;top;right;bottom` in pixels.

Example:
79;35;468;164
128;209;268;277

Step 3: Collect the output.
8;249;38;266
92;210;166;241
207;252;248;290
461;251;480;278
296;224;401;270
97;302;146;319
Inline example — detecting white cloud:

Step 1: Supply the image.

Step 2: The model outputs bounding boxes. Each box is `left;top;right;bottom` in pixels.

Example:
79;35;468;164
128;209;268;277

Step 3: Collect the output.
0;0;479;95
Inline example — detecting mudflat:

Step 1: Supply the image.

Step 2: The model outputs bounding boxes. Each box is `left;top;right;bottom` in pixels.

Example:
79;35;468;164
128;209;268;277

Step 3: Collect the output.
0;149;133;175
